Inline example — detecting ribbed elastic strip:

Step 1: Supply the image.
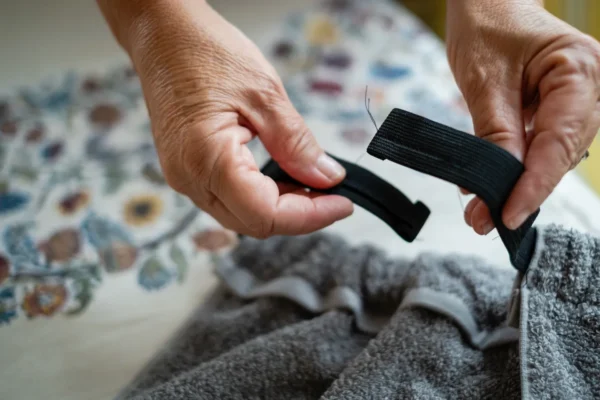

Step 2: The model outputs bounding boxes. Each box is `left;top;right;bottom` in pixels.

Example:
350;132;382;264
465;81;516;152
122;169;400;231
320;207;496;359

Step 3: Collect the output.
215;256;518;350
367;108;539;272
261;154;430;242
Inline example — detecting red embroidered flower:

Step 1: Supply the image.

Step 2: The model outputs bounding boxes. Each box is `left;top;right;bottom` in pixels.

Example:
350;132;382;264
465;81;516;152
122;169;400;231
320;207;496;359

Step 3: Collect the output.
39;229;81;263
193;229;237;251
25;126;45;143
82;78;101;93
57;190;90;215
99;241;138;272
0;254;9;285
89;104;122;129
1;120;17;136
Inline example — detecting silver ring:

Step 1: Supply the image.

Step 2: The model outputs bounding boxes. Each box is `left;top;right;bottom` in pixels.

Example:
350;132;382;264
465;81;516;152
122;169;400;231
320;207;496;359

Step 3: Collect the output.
583;150;590;161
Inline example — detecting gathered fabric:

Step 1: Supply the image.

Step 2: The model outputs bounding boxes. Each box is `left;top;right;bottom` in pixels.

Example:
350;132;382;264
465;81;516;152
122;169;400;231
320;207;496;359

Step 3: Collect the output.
120;224;600;400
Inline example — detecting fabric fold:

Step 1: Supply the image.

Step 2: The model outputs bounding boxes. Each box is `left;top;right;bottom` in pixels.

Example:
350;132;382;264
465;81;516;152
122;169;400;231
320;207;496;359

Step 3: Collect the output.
120;225;600;400
215;256;519;350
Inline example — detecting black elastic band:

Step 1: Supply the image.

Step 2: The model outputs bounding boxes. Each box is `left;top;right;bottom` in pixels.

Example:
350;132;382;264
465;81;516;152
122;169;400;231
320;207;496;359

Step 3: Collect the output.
367;108;538;272
261;154;430;242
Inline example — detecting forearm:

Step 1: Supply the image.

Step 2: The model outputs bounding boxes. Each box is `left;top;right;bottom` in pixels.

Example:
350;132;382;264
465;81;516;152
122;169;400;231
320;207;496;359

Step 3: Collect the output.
446;0;544;24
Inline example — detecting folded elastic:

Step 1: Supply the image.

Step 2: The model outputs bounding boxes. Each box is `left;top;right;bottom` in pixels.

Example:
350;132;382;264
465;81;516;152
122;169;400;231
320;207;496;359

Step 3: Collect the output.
367;108;538;271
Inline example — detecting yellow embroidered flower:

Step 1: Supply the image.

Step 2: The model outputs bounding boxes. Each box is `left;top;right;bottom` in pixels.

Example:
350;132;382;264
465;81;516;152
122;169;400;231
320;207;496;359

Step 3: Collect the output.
123;194;163;227
305;15;339;46
22;284;67;318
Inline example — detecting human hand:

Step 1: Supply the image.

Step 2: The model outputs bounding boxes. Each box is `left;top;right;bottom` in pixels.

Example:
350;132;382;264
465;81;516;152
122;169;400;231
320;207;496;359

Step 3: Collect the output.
446;0;600;234
97;0;353;238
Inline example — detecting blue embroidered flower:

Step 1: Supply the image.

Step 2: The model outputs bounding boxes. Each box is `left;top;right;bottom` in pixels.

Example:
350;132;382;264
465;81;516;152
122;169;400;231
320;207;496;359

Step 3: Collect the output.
0;192;29;214
41;141;64;162
138;258;172;291
0;286;17;325
3;224;40;268
370;62;411;80
21;73;76;112
85;136;119;162
81;212;133;250
335;109;364;121
322;51;353;69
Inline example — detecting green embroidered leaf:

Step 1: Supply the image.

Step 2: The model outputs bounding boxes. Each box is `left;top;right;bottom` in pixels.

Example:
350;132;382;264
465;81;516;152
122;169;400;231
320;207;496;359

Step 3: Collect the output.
174;193;190;209
86;263;103;282
11;165;39;182
66;277;94;316
142;163;166;186
0;180;9;194
103;163;126;195
170;244;188;284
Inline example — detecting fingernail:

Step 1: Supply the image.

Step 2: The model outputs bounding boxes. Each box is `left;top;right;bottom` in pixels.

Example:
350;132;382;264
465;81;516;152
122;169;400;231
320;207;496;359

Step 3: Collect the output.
507;211;529;230
481;221;494;235
316;153;345;181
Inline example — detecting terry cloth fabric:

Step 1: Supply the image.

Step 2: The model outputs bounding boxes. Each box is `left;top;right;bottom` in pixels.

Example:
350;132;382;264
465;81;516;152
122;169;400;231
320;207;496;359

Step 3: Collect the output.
118;224;600;400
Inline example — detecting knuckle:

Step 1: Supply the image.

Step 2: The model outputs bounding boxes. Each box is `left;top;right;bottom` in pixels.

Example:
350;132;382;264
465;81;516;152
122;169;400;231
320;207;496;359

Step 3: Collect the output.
246;219;274;239
530;172;557;199
245;189;276;239
554;36;600;78
556;122;583;167
278;121;314;159
247;73;286;108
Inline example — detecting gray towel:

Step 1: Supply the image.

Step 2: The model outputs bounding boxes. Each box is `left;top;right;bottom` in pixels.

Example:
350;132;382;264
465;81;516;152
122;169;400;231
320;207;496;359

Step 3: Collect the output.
119;224;600;399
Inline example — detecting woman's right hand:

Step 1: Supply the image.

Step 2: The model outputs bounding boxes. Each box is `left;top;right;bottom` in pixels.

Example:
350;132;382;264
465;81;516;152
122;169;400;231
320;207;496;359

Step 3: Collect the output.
97;0;354;238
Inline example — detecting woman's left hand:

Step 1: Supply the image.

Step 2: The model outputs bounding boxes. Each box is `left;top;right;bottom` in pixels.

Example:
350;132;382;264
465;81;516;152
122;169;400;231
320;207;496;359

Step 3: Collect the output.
446;0;600;235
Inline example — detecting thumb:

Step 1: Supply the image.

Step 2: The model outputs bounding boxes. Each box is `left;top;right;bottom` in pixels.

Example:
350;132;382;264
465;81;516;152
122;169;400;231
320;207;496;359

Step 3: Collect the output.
247;87;346;189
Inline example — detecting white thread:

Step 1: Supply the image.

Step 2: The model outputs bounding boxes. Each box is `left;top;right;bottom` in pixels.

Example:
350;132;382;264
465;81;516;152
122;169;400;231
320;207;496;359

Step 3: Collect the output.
355;152;367;165
456;187;466;212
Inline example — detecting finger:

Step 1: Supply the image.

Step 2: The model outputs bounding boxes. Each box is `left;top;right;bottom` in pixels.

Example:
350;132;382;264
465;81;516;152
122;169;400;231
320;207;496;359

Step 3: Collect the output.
243;82;346;189
470;200;494;235
464;197;480;227
503;77;598;229
459;187;471;195
271;191;354;235
276;181;305;195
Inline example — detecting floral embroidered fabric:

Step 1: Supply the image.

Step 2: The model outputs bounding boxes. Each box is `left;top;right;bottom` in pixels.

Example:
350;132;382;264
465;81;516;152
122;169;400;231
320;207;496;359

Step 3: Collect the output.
0;0;472;325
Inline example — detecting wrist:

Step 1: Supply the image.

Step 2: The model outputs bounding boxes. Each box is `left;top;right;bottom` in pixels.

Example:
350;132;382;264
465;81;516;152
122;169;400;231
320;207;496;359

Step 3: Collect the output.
96;0;207;55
